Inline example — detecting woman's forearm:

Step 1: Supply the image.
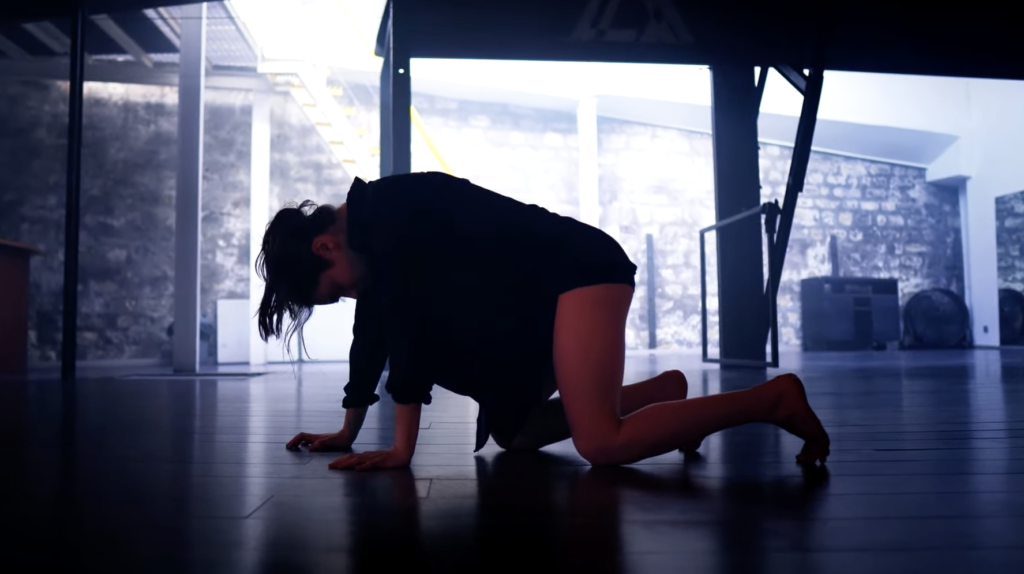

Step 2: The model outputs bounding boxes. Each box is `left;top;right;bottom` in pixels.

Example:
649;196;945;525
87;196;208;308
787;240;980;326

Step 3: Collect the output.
340;406;369;440
392;403;422;458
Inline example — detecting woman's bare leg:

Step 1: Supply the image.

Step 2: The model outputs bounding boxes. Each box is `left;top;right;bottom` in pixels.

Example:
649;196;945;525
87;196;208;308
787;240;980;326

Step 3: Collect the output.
504;370;690;450
552;284;830;466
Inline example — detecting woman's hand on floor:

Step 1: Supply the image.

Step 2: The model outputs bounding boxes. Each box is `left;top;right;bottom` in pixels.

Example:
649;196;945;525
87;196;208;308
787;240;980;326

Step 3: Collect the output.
328;447;412;471
286;430;353;452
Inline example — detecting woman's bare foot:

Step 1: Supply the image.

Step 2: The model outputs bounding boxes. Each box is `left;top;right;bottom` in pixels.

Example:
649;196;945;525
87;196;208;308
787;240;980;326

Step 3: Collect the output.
765;374;830;465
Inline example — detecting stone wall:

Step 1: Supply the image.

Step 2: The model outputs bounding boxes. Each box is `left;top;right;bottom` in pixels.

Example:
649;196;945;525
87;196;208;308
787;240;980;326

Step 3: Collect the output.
596;120;963;349
0;80;345;364
759;146;964;348
997;190;1024;293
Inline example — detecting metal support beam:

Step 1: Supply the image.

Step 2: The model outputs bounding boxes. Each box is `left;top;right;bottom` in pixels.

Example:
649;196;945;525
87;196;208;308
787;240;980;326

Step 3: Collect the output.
383;0;411;176
755;65;769;111
710;63;766;368
769;68;823;299
173;3;206;373
774;64;807;95
61;4;86;383
22;21;71;54
0;32;30;60
379;47;393;177
91;14;153;67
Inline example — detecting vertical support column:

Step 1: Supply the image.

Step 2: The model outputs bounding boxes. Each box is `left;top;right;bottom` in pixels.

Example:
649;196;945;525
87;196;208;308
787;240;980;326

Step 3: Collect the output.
577;97;600;226
710;63;765;366
61;5;86;382
961;181;1000;346
249;92;271;366
379;47;393;177
387;0;411;176
173;2;206;373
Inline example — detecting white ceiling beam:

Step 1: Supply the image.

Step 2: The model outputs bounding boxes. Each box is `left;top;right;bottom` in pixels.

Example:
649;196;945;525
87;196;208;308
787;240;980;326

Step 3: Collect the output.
91;14;153;68
21;21;70;54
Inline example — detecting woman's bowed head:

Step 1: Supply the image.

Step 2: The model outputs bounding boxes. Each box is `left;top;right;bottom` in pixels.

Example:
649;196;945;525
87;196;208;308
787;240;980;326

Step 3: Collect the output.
256;200;365;346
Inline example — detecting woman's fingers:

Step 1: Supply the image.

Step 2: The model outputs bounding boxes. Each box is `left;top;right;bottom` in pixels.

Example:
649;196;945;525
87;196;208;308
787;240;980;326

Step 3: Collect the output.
286;432;312;451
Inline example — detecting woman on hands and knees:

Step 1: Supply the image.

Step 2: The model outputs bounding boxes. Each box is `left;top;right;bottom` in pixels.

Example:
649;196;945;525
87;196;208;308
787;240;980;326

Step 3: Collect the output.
257;173;830;471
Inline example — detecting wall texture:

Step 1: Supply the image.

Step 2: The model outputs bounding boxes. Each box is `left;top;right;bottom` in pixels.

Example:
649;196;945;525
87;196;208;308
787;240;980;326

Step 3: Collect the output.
0;80;966;362
593;119;963;350
0;80;345;364
997;190;1024;293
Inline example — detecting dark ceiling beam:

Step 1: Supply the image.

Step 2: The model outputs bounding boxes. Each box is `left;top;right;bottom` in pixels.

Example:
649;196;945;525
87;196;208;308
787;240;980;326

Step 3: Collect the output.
90;13;152;67
0;31;31;60
773;64;807;96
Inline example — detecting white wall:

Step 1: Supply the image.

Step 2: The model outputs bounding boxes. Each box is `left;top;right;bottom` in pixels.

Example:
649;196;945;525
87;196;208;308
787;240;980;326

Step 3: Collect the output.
949;79;1024;346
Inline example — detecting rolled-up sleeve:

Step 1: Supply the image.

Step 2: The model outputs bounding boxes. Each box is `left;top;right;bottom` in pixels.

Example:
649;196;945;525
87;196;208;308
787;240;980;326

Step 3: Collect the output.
383;351;434;405
381;289;434;406
342;290;387;410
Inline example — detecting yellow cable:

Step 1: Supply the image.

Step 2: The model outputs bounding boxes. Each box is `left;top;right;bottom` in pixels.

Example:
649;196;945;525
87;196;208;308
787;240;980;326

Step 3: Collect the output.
335;0;452;175
410;105;454;175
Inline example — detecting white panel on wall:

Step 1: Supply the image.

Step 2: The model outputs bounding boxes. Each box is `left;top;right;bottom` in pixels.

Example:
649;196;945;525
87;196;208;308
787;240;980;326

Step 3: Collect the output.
217;299;250;364
300;300;356;362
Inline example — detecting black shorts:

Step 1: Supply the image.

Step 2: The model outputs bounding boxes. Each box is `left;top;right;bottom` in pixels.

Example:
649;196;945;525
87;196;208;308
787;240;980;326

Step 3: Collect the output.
473;258;637;452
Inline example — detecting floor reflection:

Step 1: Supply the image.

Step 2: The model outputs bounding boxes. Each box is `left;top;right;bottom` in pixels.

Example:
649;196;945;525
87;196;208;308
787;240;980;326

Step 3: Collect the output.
335;450;829;574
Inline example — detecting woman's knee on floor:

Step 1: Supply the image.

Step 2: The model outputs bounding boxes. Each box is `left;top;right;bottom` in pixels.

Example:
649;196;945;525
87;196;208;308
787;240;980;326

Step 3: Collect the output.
569;421;629;466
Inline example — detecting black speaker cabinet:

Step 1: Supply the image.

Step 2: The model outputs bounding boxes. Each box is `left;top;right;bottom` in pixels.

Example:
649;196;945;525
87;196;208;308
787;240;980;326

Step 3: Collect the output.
801;277;900;351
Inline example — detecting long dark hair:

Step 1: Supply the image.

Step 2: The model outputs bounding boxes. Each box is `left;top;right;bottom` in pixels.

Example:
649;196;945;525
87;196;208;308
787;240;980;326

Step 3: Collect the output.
256;200;337;349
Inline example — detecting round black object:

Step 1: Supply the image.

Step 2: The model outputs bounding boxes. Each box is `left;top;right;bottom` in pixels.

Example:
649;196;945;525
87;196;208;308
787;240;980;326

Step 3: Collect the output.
999;288;1024;345
903;288;970;349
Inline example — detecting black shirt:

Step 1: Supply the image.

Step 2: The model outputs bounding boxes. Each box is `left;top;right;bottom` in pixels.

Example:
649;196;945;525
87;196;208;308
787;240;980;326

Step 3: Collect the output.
339;172;636;442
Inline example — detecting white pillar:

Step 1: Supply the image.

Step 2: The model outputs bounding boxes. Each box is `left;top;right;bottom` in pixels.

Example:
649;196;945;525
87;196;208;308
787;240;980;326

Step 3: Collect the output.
249;92;271;366
961;181;1001;346
577;97;600;227
173;3;206;372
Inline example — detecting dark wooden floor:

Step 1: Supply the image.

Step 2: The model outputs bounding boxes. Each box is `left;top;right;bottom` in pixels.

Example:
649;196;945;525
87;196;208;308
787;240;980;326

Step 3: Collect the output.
3;349;1024;573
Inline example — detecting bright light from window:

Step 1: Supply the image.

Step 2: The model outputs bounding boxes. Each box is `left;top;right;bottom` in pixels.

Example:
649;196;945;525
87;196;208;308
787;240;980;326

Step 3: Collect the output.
230;0;385;70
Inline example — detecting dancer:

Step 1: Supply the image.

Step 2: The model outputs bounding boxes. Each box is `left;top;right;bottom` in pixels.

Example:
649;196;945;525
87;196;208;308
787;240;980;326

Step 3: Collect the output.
259;172;830;471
